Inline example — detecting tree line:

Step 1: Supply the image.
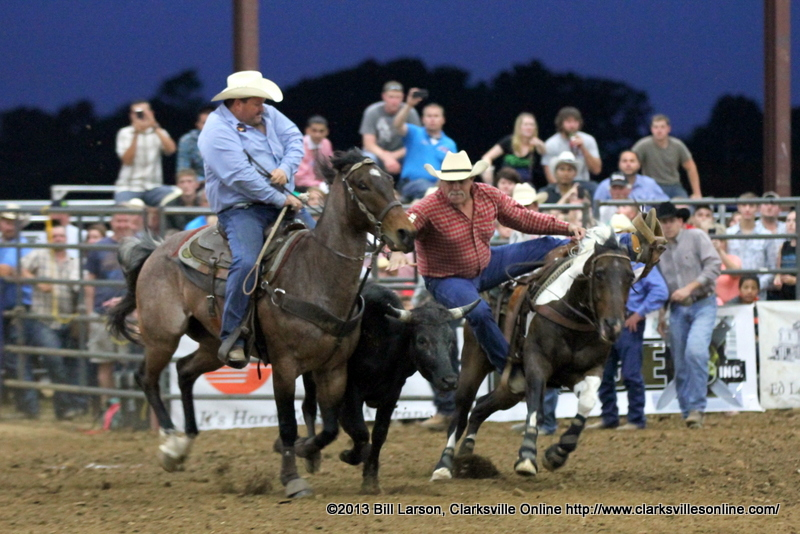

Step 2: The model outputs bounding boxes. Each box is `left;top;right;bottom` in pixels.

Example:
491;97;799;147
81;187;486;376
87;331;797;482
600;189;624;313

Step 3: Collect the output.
0;59;796;201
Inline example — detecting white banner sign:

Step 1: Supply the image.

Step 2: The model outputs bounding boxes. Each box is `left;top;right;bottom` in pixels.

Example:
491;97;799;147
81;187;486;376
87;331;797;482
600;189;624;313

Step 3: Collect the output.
757;301;800;409
169;306;762;432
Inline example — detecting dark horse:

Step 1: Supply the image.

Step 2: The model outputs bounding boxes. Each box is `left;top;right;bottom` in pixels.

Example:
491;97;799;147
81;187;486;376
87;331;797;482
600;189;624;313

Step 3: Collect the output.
431;226;653;480
108;150;416;498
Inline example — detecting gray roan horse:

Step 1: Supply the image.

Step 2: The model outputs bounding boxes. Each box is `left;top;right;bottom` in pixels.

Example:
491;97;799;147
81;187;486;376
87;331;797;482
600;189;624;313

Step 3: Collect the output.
431;226;660;480
108;150;416;498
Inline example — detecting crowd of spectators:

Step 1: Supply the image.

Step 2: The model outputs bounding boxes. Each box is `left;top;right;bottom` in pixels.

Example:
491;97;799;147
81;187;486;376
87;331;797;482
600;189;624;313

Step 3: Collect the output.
0;83;796;430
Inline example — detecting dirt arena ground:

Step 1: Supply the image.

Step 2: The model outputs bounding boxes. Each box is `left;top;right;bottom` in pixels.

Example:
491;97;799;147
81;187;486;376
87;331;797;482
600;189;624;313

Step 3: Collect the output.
0;408;798;534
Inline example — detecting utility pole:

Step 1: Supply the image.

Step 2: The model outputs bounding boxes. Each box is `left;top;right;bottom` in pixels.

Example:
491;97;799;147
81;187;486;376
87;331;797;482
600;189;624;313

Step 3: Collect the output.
233;0;259;71
763;0;791;195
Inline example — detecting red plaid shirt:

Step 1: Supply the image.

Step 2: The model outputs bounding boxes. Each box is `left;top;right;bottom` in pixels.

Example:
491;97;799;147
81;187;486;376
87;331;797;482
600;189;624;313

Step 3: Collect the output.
408;182;571;278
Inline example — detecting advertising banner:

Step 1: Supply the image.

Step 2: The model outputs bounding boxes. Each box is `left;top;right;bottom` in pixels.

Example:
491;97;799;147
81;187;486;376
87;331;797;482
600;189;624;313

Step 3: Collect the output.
169;307;761;431
757;301;800;409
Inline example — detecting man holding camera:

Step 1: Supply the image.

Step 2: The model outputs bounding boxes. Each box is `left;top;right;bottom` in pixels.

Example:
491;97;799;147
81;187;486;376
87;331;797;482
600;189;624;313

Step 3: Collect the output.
114;100;180;207
392;88;457;202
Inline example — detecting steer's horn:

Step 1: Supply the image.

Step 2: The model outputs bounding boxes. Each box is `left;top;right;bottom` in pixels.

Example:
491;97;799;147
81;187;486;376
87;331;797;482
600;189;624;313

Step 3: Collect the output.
386;305;413;323
448;299;480;321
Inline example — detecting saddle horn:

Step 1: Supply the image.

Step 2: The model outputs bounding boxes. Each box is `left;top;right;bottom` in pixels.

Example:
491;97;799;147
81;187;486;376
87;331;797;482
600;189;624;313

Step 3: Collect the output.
448;299;480;321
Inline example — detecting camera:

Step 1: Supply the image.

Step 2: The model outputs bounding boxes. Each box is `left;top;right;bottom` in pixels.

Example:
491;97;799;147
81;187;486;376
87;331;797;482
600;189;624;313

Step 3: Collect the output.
135;109;144;120
411;89;428;100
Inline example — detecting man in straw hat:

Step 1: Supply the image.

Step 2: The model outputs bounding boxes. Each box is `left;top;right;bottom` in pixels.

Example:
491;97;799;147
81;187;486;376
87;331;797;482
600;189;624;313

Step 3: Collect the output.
389;151;666;394
198;71;305;367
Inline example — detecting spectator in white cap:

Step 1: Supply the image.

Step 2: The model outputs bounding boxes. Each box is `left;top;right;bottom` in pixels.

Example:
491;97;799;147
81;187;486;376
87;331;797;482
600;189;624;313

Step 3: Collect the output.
539;151;592;209
508;183;548;244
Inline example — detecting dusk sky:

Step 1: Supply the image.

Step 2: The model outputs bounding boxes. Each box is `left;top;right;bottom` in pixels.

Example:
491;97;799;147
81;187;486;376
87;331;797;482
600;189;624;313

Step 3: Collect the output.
2;0;799;136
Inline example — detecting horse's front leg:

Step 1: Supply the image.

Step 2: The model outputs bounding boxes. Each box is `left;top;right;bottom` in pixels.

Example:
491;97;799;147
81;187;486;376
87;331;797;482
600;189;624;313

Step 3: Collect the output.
542;370;601;471
295;364;346;460
514;372;546;477
273;367;313;498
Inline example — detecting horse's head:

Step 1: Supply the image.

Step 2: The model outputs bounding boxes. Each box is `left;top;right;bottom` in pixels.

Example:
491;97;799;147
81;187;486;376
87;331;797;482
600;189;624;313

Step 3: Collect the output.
581;232;635;343
325;150;416;252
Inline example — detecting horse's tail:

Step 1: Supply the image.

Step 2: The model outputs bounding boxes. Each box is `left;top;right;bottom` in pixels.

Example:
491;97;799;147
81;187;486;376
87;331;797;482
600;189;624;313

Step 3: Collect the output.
107;233;162;344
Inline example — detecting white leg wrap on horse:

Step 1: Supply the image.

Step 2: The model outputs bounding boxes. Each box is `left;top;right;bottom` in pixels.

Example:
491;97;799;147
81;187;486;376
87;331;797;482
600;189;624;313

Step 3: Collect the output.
574;376;601;418
528;411;537;428
159;430;194;459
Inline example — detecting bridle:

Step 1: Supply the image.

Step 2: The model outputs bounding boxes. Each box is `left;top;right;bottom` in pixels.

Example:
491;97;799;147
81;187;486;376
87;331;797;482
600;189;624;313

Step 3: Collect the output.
540;250;631;333
340;158;402;252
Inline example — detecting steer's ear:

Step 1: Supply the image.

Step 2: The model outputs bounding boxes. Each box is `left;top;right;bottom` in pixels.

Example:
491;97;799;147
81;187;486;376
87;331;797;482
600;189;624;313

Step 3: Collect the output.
386;305;413;323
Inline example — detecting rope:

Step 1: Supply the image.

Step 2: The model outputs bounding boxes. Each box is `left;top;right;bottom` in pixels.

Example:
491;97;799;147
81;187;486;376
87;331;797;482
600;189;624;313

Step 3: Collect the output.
243;206;288;296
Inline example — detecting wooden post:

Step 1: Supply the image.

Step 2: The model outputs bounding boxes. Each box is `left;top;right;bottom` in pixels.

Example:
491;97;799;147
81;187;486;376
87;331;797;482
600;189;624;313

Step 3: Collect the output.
763;0;791;196
233;0;259;72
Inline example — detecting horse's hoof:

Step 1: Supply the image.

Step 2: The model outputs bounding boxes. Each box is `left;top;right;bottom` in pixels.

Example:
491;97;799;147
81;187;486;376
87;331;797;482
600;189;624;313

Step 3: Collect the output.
285;477;313;499
304;451;322;474
430;467;453;481
272;437;283;454
339;449;362;466
542;444;568;472
360;479;382;495
514;457;538;477
157;450;184;473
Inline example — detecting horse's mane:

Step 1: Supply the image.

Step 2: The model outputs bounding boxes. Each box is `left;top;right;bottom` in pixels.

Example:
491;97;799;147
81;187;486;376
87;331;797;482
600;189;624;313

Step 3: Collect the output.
315;148;366;185
535;225;622;306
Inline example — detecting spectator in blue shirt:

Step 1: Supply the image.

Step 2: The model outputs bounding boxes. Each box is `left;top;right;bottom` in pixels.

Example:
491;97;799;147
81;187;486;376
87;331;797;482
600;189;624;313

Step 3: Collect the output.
176;105;215;180
594;151;668;220
198;71;304;367
0;206;36;417
392;89;457;202
589;252;669;430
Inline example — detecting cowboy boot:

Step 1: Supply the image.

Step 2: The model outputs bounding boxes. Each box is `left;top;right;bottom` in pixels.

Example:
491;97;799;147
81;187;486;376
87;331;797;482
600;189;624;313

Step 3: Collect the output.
630;208;667;278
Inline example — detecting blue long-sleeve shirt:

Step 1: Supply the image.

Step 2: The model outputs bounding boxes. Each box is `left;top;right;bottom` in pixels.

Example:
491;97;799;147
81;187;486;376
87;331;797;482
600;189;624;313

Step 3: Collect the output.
627;262;669;317
594;174;669;204
198;103;304;213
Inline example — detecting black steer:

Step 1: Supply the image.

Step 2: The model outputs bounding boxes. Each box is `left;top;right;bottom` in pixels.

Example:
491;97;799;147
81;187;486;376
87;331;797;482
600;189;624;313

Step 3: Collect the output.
300;283;477;494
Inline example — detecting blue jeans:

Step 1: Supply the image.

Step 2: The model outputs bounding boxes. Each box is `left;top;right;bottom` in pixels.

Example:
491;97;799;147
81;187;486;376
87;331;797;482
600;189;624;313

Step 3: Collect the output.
425;237;568;373
658;183;689;199
23;320;86;417
2;317;38;416
668;295;717;418
538;388;559;433
432;321;460;415
115;186;182;207
217;204;281;344
599;319;646;427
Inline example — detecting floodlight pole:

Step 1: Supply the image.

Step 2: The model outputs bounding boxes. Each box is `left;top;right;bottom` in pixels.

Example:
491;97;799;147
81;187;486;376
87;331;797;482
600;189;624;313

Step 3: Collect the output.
233;0;259;71
764;0;791;196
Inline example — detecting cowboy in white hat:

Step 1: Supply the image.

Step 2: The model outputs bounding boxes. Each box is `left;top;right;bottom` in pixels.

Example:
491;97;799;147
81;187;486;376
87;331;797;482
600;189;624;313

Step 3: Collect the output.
389;151;666;397
198;71;305;367
388;151;585;394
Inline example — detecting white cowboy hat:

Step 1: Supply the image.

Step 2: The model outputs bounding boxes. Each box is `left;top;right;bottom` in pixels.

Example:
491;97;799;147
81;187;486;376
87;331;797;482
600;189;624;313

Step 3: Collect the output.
512;183;548;206
211;71;283;102
610;213;635;233
553;151;578;170
0;203;31;227
424;151;488;182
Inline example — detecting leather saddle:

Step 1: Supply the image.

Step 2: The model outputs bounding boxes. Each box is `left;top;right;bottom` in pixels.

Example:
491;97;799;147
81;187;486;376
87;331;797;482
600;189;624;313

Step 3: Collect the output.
175;223;308;296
